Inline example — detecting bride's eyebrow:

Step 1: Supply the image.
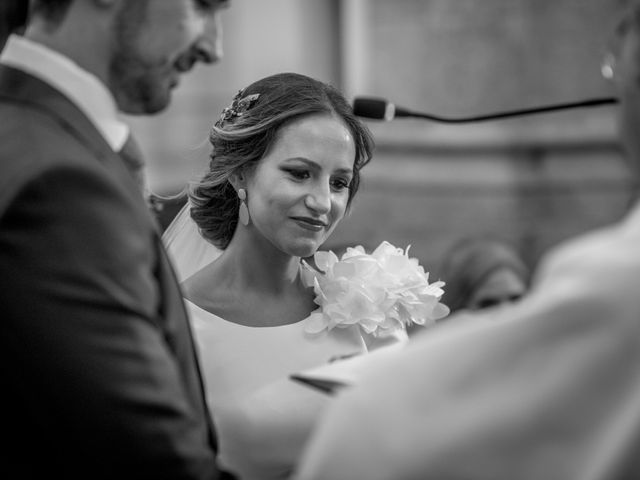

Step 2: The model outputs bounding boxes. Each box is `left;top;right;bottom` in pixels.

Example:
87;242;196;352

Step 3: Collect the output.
281;158;319;171
283;157;353;175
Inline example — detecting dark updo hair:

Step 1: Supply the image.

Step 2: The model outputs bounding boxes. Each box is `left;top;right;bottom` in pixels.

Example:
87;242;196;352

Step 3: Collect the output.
189;72;375;249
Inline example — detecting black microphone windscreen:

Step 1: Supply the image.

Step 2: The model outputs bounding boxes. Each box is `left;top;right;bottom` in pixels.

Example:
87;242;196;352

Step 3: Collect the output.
352;97;389;120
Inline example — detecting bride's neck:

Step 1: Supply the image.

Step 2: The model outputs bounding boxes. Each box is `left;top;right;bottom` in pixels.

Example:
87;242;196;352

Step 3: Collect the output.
217;236;304;294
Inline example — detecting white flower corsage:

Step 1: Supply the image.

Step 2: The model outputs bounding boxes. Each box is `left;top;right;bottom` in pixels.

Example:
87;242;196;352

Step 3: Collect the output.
302;241;450;338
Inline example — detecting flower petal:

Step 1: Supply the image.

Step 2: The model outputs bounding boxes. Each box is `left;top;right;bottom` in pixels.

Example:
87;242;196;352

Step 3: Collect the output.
310;241;448;339
304;312;329;334
431;302;451;320
314;250;338;273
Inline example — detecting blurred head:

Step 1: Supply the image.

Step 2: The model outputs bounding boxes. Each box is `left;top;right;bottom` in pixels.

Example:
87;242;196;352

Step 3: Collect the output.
189;72;374;257
110;0;227;114
607;0;640;178
439;237;531;313
29;0;228;114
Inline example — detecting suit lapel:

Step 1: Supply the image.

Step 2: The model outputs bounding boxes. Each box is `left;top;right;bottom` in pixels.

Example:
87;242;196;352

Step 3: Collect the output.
0;64;117;165
0;65;160;227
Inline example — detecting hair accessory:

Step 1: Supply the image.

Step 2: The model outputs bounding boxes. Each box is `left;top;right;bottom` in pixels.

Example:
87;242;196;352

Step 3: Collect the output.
238;188;250;226
215;90;261;128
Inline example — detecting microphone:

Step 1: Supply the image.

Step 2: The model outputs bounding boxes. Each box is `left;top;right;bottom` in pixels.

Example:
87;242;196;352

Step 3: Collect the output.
352;96;618;123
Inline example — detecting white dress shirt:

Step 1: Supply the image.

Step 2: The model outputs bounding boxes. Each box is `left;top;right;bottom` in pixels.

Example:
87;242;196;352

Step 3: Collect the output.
0;34;129;151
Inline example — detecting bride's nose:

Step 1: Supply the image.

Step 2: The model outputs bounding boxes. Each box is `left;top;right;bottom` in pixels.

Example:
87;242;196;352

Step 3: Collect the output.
304;182;332;214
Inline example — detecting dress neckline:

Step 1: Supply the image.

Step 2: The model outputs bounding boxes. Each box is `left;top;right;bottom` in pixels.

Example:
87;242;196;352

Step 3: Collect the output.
184;260;323;329
185;298;319;330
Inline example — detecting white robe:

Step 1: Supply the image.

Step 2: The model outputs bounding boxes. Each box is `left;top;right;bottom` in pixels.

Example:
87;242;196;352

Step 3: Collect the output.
295;202;640;480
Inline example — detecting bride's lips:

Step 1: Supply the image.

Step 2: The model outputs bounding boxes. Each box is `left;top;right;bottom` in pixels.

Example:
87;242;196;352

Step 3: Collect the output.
291;216;328;232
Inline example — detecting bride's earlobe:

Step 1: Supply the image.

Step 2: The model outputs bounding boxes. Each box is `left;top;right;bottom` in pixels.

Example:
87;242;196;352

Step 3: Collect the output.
238;188;251;226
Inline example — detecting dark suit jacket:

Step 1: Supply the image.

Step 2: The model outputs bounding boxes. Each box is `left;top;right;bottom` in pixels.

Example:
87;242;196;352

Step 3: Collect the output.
0;65;226;479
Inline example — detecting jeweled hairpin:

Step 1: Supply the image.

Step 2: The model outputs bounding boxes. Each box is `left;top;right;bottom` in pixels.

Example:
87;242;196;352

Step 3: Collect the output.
215;89;261;128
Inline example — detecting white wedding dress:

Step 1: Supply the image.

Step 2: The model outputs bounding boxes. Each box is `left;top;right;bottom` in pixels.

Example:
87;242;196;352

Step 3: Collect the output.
163;204;403;479
188;300;368;479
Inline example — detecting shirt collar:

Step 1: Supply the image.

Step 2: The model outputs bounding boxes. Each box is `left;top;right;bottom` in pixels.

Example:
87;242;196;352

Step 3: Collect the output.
0;35;129;151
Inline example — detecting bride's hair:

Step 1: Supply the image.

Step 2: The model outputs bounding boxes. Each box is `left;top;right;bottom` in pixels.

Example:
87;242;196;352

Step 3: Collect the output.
189;72;374;249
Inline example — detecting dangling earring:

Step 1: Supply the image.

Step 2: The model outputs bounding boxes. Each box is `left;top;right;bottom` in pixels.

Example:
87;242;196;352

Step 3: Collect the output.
238;188;250;226
601;53;616;80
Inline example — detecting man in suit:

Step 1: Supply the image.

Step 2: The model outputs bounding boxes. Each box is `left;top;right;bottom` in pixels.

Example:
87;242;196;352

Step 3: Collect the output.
295;1;640;479
0;1;233;478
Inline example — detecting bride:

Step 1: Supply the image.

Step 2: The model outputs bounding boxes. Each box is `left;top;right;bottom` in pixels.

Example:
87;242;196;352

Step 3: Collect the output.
164;72;434;479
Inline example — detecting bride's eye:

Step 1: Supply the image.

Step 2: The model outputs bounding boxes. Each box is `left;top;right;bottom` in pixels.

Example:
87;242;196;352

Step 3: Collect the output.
331;177;351;192
284;168;310;180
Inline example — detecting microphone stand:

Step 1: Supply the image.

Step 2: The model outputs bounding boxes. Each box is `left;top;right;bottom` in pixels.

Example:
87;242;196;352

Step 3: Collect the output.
398;97;618;123
356;97;618;123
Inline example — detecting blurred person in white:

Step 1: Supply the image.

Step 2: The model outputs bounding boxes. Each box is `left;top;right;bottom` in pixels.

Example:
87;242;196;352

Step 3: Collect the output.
163;72;443;479
293;1;640;479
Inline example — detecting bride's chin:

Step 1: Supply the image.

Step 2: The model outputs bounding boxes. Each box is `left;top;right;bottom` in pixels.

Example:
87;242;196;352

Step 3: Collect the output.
286;240;320;259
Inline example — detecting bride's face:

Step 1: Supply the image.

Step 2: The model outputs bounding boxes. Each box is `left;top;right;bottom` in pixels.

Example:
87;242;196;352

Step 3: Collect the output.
244;113;356;258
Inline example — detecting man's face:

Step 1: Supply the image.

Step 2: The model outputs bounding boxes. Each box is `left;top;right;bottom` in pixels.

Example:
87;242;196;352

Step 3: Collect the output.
612;0;640;177
109;0;228;115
